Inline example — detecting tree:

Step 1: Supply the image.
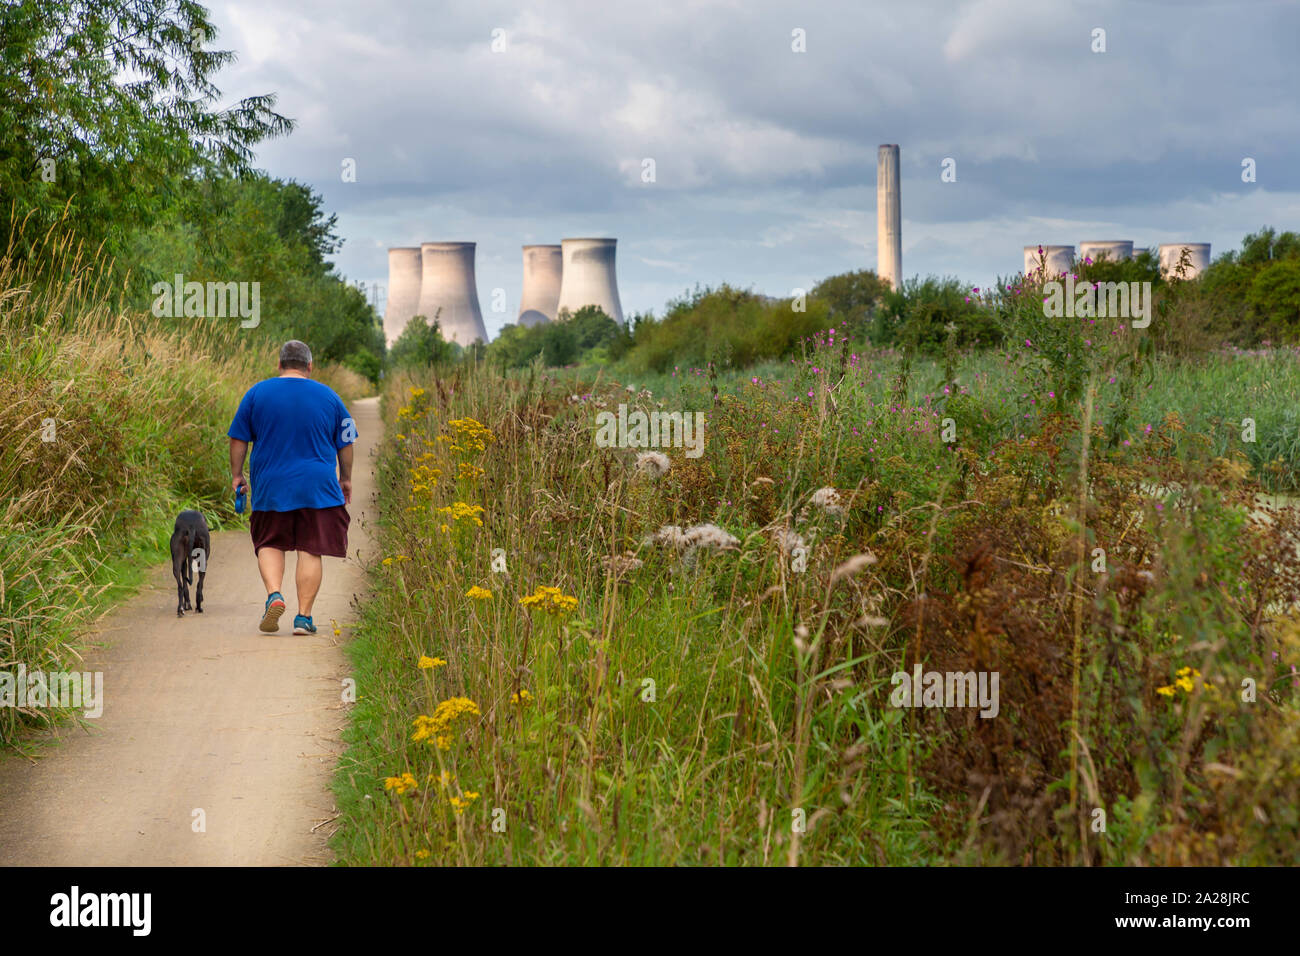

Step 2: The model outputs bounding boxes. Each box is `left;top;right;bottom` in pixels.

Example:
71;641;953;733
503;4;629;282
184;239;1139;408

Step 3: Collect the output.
128;172;384;376
485;322;537;369
568;304;621;350
1234;227;1300;267
486;306;625;369
1200;227;1300;343
389;313;458;370
810;269;889;330
0;0;292;268
540;319;579;367
1247;258;1300;341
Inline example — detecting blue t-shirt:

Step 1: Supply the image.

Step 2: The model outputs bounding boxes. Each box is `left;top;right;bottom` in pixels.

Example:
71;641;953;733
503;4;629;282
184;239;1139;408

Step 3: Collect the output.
227;377;357;513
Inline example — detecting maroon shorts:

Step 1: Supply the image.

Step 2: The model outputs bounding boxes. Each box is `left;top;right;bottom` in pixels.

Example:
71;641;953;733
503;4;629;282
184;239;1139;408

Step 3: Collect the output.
250;506;350;558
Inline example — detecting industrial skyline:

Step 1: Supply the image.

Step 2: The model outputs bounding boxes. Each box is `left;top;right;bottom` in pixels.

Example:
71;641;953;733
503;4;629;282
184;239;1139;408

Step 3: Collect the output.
385;236;624;345
203;0;1299;338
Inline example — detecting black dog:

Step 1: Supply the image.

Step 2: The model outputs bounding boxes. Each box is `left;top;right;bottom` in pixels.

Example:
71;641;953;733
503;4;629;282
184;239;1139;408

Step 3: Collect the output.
170;510;211;617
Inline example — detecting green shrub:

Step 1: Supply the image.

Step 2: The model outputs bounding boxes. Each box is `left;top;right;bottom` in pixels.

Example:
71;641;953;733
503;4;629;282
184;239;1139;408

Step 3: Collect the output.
623;284;834;374
486;305;625;369
388;313;459;371
888;276;1002;353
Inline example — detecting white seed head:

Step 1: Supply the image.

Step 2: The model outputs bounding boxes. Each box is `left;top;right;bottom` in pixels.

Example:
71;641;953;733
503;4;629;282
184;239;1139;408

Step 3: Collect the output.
809;487;845;516
635;451;671;479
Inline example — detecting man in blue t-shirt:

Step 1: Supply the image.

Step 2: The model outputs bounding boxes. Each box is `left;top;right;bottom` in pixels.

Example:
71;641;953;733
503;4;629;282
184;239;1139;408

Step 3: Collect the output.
227;340;357;635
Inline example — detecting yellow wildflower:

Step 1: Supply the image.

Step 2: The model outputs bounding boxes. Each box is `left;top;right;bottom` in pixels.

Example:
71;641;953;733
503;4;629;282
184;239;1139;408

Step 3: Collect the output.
449;790;481;814
417;655;447;670
411;697;481;750
511;688;534;706
383;771;418;796
466;585;492;601
436;501;486;527
518;585;579;615
444;418;495;454
1160;665;1211;698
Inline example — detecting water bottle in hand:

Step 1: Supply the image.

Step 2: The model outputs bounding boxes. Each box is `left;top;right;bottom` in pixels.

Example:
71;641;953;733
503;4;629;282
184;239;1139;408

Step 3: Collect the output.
235;486;247;514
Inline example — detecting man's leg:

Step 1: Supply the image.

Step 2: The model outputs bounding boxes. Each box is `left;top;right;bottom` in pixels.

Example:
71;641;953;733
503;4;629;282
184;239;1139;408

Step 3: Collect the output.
256;544;288;632
257;546;286;595
296;551;322;616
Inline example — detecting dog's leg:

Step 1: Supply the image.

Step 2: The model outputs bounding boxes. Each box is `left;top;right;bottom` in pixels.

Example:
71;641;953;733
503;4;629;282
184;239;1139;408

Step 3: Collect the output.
174;556;186;617
180;529;193;612
195;536;207;613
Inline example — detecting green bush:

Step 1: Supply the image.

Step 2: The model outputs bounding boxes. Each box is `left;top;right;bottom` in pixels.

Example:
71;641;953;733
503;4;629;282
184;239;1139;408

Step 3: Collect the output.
885;276;1002;353
389;313;459;371
1197;227;1300;344
486;305;625;369
810;269;889;329
623;284;833;374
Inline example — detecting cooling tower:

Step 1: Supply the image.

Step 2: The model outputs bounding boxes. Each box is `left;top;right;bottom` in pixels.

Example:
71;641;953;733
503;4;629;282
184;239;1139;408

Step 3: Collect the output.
1157;243;1211;279
517;244;562;327
556;238;624;325
384;247;423;346
1023;245;1075;277
415;242;488;346
877;145;902;291
1079;240;1134;263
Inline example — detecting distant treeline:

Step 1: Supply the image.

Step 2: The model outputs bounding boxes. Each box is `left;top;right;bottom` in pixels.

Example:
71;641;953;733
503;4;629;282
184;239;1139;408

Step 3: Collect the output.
415;226;1299;375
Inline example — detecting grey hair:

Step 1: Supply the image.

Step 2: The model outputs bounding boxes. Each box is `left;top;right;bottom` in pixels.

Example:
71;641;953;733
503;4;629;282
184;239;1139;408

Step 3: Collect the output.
279;340;312;371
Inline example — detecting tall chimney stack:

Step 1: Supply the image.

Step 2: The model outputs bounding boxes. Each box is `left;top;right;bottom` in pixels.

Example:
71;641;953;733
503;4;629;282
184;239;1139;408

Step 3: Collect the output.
877;144;902;291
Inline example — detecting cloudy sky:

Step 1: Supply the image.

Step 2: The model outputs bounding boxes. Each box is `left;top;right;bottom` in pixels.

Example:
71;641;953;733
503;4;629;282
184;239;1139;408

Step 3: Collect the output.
205;0;1299;337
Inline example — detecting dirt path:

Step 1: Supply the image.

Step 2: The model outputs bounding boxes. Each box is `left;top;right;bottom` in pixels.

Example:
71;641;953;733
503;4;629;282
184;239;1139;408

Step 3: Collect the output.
0;394;380;866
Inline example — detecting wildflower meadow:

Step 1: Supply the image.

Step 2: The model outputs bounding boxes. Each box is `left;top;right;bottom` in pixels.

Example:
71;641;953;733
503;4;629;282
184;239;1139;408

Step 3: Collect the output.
331;269;1300;864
